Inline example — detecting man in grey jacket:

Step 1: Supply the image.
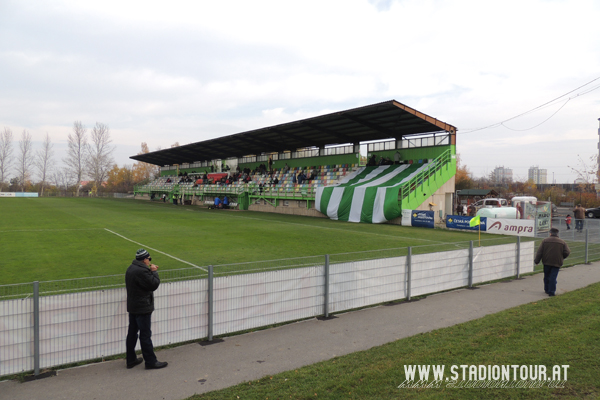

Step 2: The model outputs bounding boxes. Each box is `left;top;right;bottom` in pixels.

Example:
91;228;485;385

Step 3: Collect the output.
534;228;570;297
125;249;168;369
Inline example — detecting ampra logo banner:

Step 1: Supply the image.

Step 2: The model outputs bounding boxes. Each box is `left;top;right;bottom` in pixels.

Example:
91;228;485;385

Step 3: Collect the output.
486;219;535;237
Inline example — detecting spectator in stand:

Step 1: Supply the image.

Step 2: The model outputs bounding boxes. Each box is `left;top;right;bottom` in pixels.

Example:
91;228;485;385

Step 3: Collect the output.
394;151;401;165
468;205;476;217
166;178;171;183
223;195;229;209
309;168;317;181
268;157;273;173
297;171;304;184
292;172;297;184
367;154;377;166
455;203;462;216
573;204;585;232
283;163;290;173
463;205;468;215
273;177;279;186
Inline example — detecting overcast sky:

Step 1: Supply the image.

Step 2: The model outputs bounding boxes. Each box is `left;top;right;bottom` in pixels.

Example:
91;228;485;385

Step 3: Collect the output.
1;0;599;183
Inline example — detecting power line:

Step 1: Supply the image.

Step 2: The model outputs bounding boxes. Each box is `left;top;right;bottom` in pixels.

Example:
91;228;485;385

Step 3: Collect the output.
460;76;600;134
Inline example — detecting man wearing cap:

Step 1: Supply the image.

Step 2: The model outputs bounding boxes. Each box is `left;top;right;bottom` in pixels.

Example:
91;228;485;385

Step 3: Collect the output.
125;249;168;369
534;228;570;297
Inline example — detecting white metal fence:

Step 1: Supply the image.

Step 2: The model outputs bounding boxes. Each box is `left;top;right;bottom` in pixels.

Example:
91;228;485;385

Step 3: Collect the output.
0;239;537;377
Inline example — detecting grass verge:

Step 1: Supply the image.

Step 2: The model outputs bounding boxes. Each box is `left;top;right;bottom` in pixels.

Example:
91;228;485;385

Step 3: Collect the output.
191;281;600;400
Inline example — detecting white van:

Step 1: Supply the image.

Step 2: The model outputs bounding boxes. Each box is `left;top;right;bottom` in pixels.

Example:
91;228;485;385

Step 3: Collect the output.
472;198;508;210
511;196;538;219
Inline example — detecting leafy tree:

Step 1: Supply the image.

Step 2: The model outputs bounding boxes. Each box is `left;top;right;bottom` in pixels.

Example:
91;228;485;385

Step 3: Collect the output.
106;164;134;193
132;142;160;184
454;153;473;190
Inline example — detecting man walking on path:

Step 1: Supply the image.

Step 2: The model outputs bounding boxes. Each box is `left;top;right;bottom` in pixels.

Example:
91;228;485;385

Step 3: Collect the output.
573;204;585;232
534;228;570;297
125;249;168;369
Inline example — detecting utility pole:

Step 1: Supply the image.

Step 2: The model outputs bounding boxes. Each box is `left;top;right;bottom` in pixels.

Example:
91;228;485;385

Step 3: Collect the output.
597;118;600;198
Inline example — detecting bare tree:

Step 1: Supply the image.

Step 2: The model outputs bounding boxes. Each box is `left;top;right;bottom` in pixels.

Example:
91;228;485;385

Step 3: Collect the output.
35;132;54;196
64;121;88;196
568;154;598;187
16;130;34;191
87;122;115;193
0;127;14;191
52;167;76;195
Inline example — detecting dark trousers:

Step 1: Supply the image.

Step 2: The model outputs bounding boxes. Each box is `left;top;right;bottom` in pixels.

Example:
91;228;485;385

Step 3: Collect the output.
543;265;560;295
575;219;584;232
126;313;157;366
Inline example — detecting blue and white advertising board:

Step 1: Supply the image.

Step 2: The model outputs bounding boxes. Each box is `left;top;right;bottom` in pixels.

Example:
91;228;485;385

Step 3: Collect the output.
0;192;38;197
401;209;435;228
446;215;487;231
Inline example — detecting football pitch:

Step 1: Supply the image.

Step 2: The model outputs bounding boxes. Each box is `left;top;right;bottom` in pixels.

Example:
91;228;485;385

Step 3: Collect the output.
0;197;514;286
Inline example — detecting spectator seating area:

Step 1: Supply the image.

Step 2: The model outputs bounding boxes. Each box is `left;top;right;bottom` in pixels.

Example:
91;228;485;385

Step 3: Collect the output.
136;164;358;199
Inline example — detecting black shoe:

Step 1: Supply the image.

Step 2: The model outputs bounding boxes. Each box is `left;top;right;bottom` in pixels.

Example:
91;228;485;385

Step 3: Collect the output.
127;357;144;369
548;293;555;297
146;361;168;369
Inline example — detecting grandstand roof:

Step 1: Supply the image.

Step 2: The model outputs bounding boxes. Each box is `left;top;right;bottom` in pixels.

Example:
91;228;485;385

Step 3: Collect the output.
130;99;457;167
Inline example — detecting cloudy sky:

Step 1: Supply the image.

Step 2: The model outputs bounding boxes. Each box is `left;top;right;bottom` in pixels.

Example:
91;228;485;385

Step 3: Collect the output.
1;0;599;183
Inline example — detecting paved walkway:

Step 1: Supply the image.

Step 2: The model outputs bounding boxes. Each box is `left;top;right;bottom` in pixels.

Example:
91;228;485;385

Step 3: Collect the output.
2;263;600;400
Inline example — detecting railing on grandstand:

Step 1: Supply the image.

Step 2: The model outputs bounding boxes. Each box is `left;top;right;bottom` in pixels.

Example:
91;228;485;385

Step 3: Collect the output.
398;149;453;202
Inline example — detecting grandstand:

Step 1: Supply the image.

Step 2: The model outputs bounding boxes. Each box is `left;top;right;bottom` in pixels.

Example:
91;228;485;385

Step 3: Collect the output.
132;100;457;224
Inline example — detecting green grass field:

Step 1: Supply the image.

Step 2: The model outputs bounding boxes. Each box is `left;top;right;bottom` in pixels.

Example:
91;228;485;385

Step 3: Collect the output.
0;197;517;286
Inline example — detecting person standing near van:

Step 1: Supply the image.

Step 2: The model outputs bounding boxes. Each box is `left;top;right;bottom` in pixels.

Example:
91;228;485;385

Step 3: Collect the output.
573;204;585;232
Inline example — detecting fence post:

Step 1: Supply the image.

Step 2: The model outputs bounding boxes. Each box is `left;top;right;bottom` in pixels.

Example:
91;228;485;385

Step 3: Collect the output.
33;281;40;376
406;247;412;301
468;241;474;288
324;255;330;318
516;236;521;279
208;265;213;342
585;228;589;264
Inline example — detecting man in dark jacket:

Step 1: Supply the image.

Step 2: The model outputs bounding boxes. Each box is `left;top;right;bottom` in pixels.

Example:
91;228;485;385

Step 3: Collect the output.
125;249;168;369
534;228;570;297
573;204;585;232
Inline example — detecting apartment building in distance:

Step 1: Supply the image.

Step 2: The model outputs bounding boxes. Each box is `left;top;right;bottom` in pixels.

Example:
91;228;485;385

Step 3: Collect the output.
528;166;548;184
492;166;513;184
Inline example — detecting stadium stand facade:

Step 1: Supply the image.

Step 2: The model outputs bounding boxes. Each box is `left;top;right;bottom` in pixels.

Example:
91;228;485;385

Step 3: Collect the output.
132;100;457;224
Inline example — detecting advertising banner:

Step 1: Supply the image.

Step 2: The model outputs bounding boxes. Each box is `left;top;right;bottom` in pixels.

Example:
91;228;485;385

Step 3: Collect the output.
0;192;38;197
401;209;435;228
446;215;487;231
536;202;552;233
481;218;535;237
